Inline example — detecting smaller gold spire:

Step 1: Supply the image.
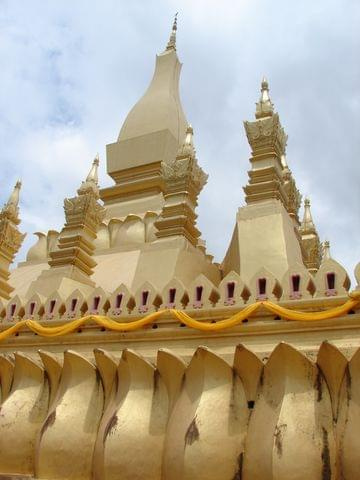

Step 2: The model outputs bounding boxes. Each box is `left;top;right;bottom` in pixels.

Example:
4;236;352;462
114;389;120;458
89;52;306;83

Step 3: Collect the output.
2;180;22;224
255;76;274;119
165;12;178;52
0;180;26;299
6;180;21;208
178;124;196;157
78;155;100;198
322;240;331;261
86;154;100;184
300;197;316;234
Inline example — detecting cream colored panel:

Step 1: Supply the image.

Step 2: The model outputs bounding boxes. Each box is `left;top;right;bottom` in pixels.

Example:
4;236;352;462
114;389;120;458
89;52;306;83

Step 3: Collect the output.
243;343;335;480
36;351;103;480
163;346;248;480
0;354;14;404
38;350;62;408
0;353;49;476
233;344;263;403
157;348;186;413
93;349;118;480
317;341;347;420
337;348;360;479
102;349;168;480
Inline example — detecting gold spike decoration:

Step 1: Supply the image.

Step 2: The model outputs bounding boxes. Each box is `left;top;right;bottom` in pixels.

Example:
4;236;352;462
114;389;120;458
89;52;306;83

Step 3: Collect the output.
299;197;322;273
165;12;178;52
255;77;274;119
0;181;26;299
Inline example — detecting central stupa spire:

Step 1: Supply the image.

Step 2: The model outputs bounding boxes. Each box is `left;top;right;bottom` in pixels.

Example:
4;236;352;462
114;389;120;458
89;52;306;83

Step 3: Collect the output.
165;13;178;52
102;16;190;218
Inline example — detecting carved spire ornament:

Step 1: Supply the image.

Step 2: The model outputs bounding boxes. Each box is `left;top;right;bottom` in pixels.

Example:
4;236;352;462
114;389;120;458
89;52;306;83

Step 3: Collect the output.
322;240;331;261
243;77;302;223
165;12;178;52
282;159;302;222
301;198;316;234
155;125;208;246
78;154;100;197
255;77;274;119
0;181;26;299
299;197;322;273
47;156;106;285
243;77;288;206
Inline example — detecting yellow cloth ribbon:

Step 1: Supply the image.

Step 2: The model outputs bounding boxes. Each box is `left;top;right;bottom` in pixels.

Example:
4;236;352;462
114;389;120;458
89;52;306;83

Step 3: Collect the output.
0;292;359;342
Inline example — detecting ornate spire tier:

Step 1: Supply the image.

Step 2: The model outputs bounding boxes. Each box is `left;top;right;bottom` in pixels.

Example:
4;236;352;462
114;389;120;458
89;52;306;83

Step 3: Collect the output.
0;181;26;299
243;78;302;223
243;78;288;206
154;125;208;246
27;157;106;298
299;197;322;274
222;78;304;282
48;156;105;278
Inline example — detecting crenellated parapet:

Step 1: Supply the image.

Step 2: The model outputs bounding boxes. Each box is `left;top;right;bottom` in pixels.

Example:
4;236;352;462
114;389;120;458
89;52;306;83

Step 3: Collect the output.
1;258;357;325
0;181;26;299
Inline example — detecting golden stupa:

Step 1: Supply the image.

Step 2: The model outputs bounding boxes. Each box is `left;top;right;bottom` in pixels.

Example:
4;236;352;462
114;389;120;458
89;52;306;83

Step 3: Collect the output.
0;16;359;480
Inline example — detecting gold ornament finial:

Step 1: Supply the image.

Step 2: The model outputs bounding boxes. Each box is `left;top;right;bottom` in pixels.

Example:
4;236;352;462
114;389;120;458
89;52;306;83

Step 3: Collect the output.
166;12;178;52
300;197;316;234
255;76;274;119
78;155;100;197
1;180;22;224
178;123;196;157
86;154;100;184
322;240;331;261
6;180;22;209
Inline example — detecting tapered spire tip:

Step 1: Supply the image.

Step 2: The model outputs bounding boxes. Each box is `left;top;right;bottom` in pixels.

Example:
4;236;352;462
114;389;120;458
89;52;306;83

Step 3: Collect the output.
256;76;274;119
78;155;100;197
165;12;178;52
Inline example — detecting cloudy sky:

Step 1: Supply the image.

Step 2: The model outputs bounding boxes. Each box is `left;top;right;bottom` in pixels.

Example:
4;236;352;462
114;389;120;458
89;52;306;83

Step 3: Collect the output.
0;0;359;282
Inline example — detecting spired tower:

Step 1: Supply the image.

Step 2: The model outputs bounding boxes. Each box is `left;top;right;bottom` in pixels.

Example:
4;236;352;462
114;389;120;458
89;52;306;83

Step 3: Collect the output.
101;15;188;218
222;78;305;282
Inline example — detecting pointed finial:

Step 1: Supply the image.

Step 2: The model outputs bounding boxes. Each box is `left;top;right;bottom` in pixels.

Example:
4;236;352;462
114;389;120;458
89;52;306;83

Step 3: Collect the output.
78;155;100;197
1;180;22;224
300;197;316;234
178;124;196;157
255;76;274;119
86;153;100;184
6;180;21;208
165;12;178;52
322;240;331;261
